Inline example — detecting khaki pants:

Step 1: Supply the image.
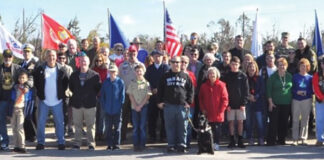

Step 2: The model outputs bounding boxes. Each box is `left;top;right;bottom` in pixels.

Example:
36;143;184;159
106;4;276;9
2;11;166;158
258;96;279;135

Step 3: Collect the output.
292;98;312;140
72;107;96;147
11;108;25;148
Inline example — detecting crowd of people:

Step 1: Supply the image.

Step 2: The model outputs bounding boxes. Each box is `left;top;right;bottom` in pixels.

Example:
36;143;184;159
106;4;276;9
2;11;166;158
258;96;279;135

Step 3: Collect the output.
0;31;324;155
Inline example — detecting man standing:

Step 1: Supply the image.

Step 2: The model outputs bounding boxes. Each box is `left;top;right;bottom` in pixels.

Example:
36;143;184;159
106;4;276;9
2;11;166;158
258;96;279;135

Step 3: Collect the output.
0;49;25;151
275;32;294;59
66;39;80;70
131;37;148;64
145;50;170;142
157;56;194;153
295;38;317;75
88;37;101;66
257;41;276;68
81;39;89;54
184;32;205;61
33;50;69;150
20;44;39;143
229;35;250;63
119;45;144;141
69;56;101;150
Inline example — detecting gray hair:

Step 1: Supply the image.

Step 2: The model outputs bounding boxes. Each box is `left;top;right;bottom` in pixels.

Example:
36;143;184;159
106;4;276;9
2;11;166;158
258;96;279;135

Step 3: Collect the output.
202;53;216;63
67;39;77;47
207;67;221;80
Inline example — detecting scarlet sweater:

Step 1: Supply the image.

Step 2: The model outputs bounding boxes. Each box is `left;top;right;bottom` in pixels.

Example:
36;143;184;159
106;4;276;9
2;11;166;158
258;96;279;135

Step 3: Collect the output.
199;79;229;122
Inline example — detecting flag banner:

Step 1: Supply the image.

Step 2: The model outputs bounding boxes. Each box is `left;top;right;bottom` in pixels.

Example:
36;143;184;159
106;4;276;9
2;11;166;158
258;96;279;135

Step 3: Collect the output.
164;9;182;57
313;10;324;57
251;10;263;58
109;14;129;49
42;13;74;50
0;23;24;59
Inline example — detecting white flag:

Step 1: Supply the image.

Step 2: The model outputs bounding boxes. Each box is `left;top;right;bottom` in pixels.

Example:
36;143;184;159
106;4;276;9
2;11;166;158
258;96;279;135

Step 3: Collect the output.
251;10;263;58
0;23;24;59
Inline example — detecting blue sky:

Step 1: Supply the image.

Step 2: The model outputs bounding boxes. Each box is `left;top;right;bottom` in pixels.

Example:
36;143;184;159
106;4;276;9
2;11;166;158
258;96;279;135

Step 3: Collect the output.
1;0;324;42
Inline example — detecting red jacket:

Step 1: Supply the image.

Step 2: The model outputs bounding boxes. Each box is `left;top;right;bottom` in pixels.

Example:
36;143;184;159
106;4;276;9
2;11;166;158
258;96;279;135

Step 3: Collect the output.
199;79;229;122
93;67;108;83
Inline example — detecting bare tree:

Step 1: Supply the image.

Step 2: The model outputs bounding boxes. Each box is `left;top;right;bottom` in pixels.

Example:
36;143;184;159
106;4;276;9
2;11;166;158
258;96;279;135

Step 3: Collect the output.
208;18;235;52
67;16;81;42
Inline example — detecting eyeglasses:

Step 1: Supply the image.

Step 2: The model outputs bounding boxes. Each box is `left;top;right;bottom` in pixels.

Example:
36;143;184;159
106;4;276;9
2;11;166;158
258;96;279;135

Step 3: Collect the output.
181;61;188;64
171;61;180;64
116;49;123;52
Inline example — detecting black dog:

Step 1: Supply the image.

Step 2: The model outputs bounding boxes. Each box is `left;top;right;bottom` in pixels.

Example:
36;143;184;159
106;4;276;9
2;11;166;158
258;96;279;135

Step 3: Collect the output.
196;114;214;155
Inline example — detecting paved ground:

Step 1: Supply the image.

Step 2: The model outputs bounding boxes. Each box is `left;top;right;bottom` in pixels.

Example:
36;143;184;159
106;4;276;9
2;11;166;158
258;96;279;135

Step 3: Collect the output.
1;126;324;160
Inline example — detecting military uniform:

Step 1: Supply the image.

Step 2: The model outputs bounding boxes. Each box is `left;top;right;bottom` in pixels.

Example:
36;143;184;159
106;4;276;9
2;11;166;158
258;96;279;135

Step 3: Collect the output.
275;44;294;59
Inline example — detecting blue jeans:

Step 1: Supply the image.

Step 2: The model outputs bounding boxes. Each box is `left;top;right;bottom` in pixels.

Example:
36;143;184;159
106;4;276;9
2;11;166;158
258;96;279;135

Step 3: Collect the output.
254;111;265;139
316;102;324;142
105;112;122;147
163;104;188;148
245;103;254;139
0;101;9;146
132;105;148;147
37;101;65;145
186;107;194;147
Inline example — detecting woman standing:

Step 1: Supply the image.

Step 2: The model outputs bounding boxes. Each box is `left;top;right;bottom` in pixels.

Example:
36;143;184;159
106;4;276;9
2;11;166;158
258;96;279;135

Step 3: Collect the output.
267;58;292;145
312;57;324;146
199;67;228;150
291;58;313;146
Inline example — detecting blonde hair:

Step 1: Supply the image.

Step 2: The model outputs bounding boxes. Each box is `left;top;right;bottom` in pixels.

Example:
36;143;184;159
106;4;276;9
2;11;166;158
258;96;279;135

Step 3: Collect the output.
207;67;221;80
91;53;109;69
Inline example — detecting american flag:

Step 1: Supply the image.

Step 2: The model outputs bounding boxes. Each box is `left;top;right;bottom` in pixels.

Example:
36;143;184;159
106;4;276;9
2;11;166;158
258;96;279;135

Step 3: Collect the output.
164;9;182;57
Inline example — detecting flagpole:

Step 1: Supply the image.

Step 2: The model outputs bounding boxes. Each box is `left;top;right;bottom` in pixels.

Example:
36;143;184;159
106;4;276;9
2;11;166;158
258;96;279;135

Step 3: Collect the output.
163;0;166;43
107;8;111;48
40;10;44;59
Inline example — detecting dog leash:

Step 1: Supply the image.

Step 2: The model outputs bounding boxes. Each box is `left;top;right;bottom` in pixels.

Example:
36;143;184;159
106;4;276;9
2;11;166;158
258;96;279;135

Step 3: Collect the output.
185;107;199;132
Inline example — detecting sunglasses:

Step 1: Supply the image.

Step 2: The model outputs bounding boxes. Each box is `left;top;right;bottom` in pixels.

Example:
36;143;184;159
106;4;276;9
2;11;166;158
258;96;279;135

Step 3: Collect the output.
96;60;102;62
191;53;198;56
171;61;180;64
181;61;188;64
116;49;123;52
4;56;13;58
58;57;66;60
191;37;197;40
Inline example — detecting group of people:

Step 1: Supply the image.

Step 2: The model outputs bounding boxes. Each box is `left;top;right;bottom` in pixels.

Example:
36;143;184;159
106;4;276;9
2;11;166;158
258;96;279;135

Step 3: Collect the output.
0;31;324;155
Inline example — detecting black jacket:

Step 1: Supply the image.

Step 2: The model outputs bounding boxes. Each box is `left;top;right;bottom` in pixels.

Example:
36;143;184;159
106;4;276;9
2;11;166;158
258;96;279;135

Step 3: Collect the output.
229;47;250;63
33;63;69;101
222;71;249;109
295;45;317;75
157;70;194;105
0;63;27;101
19;57;39;98
69;69;101;108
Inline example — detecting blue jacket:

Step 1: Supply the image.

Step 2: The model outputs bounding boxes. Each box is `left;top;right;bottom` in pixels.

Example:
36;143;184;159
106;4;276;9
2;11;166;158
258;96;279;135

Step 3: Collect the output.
292;73;313;100
100;77;125;115
8;86;33;117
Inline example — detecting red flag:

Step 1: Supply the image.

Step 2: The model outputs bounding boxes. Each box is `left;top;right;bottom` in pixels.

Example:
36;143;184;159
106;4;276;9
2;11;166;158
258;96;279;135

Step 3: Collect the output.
164;9;182;57
42;13;74;50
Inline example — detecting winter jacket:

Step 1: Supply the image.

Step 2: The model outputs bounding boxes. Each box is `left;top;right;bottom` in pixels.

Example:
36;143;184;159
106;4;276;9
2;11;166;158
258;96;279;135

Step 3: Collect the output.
100;77;125;115
69;69;101;108
199;79;228;122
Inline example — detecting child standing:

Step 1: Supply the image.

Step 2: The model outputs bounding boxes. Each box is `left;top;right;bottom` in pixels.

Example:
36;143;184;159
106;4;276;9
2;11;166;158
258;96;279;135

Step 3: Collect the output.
127;64;151;152
100;64;125;150
10;70;32;153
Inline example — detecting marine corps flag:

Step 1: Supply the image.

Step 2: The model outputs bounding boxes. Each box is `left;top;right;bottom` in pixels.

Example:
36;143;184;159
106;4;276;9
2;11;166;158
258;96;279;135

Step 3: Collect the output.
42;13;74;50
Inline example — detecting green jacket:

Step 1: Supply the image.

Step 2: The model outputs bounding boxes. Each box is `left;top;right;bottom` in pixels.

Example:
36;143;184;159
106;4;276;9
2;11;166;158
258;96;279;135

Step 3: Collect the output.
267;71;292;105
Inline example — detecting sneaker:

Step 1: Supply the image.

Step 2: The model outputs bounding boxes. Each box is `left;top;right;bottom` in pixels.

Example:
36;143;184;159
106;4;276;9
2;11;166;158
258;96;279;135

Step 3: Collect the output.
16;147;27;153
1;144;9;151
72;145;80;150
214;143;220;151
315;141;323;146
177;146;188;153
58;144;66;150
291;141;298;146
36;144;44;150
167;146;176;153
106;146;112;150
88;145;95;151
112;146;120;150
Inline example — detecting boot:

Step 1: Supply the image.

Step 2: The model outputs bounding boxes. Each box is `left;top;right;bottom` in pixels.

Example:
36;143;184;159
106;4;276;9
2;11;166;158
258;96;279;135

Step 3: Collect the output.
238;136;246;148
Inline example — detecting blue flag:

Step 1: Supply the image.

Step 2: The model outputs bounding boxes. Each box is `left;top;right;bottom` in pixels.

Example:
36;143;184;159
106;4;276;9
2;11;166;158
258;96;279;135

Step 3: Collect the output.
313;10;323;57
109;14;129;49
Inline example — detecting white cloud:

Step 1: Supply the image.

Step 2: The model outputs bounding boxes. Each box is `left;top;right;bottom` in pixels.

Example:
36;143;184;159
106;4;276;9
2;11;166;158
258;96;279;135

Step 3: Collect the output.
121;15;135;25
